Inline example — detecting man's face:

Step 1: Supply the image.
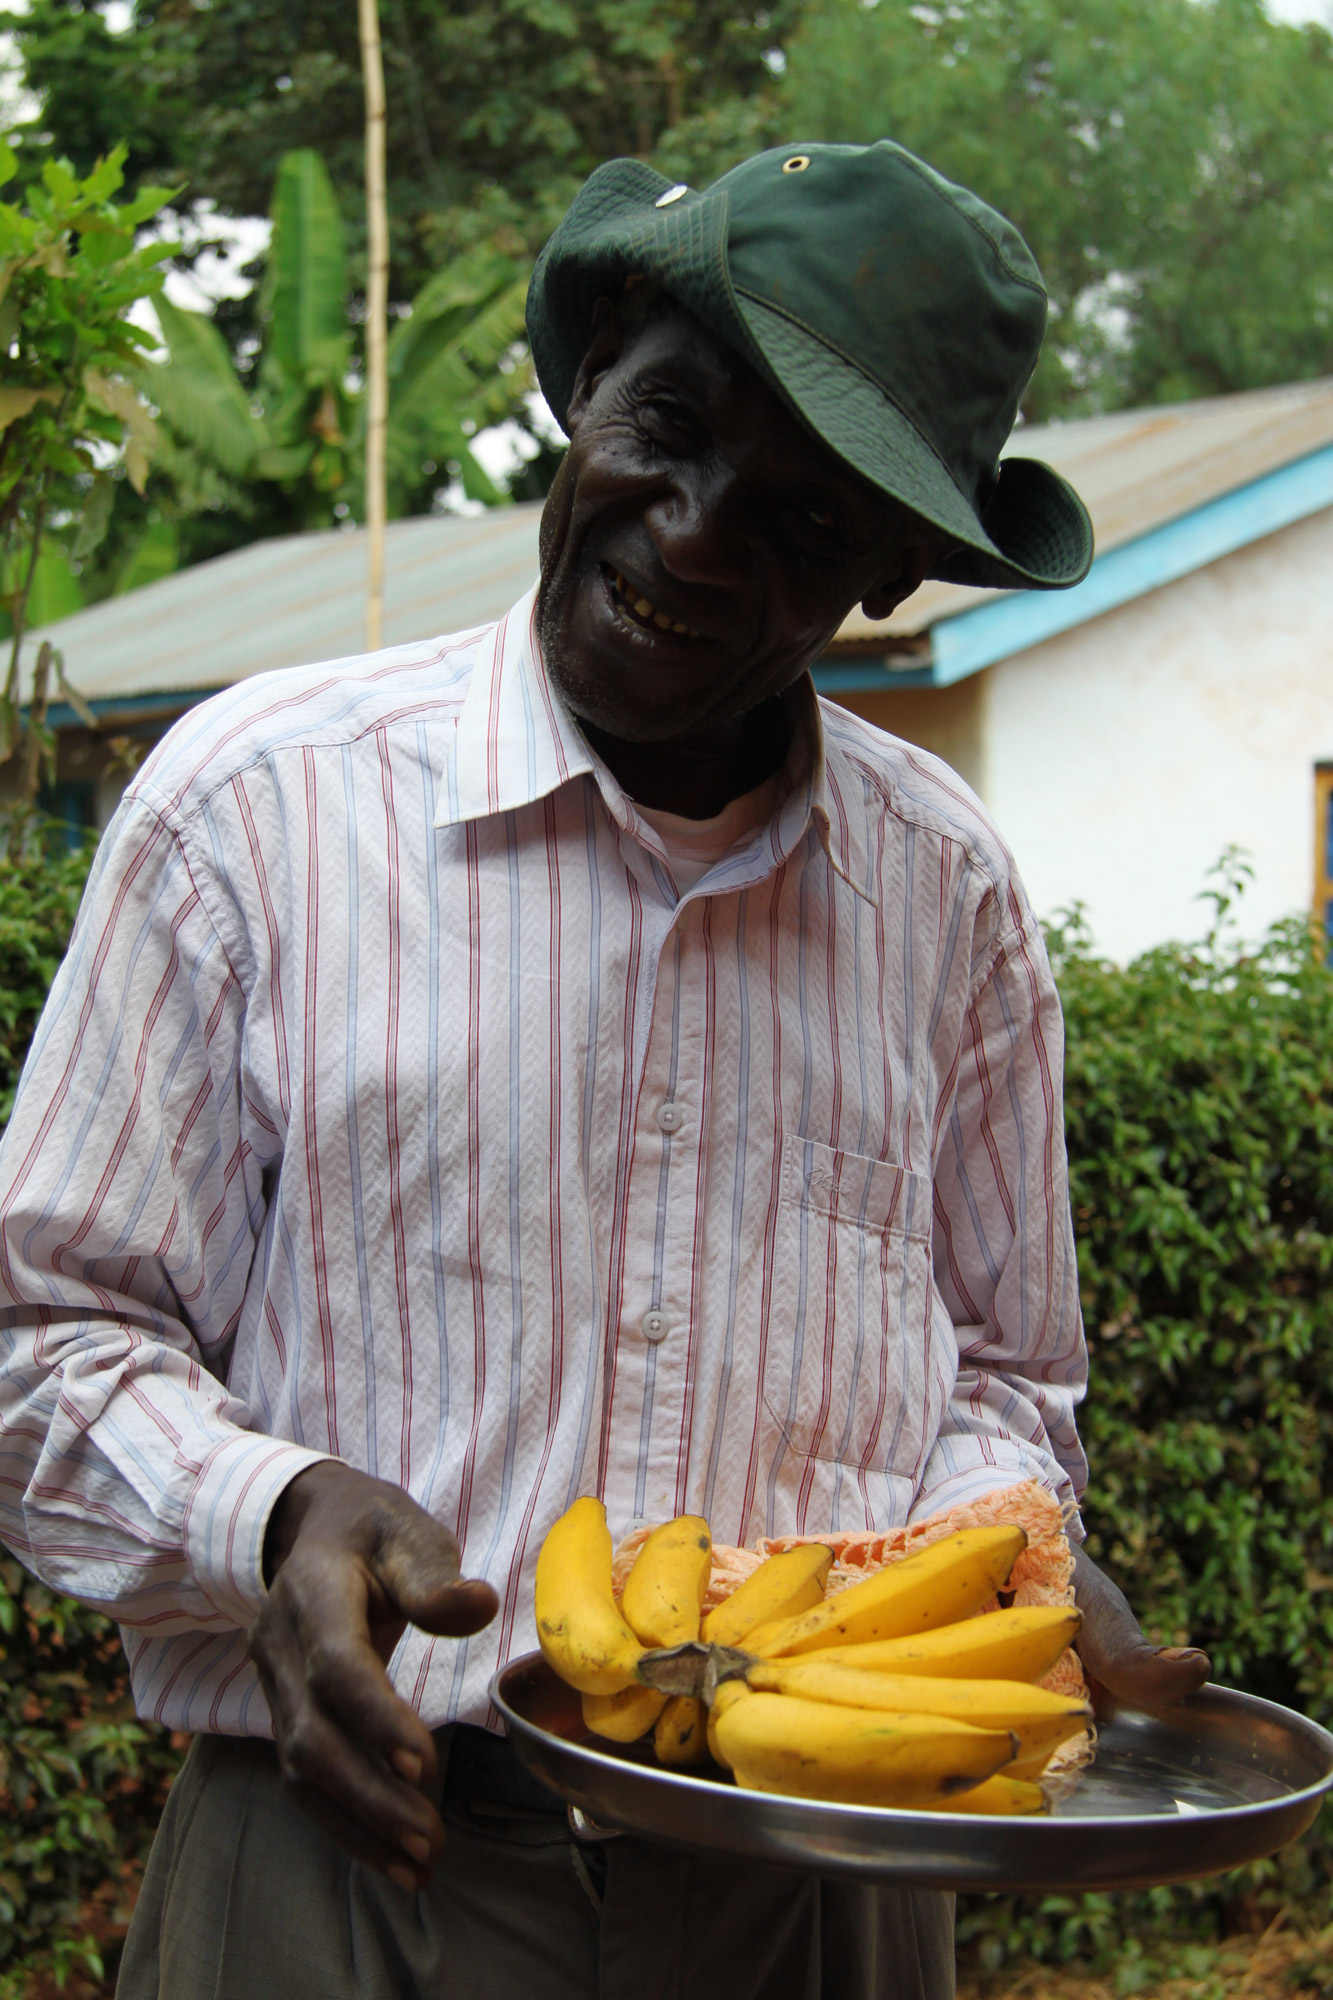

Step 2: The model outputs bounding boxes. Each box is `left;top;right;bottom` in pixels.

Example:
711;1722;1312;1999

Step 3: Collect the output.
535;296;939;746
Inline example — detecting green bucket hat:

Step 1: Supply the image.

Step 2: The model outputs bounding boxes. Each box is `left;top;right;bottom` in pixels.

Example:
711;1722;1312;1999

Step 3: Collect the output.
526;140;1093;592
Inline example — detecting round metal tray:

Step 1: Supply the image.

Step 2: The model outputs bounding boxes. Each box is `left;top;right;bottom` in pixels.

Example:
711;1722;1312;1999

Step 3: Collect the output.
491;1652;1333;1892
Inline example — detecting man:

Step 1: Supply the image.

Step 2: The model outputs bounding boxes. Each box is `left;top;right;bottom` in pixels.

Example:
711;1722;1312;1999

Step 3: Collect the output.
0;141;1206;1998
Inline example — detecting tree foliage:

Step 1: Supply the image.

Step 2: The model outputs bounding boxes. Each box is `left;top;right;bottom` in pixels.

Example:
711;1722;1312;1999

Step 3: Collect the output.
144;148;533;547
1;0;800;298
777;0;1333;417
0;142;171;785
9;0;1333;432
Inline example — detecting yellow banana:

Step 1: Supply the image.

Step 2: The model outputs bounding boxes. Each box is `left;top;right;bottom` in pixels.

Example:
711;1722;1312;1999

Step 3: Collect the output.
701;1545;832;1647
706;1678;749;1770
807;1604;1081;1683
743;1658;1091;1761
621;1514;713;1648
714;1691;1019;1808
747;1526;1028;1658
920;1774;1047;1815
535;1497;646;1695
654;1694;710;1766
582;1684;668;1742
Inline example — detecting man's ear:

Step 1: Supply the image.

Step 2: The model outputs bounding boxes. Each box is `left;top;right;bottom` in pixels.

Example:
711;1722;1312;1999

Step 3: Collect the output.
565;296;628;433
859;538;938;623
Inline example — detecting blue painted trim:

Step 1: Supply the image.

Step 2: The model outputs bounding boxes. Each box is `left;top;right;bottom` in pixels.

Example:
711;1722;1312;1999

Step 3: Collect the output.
929;441;1333;688
811;658;935;692
34;688;220;732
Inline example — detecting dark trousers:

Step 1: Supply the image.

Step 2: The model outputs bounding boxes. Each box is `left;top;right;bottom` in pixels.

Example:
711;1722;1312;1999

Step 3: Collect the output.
117;1729;956;2000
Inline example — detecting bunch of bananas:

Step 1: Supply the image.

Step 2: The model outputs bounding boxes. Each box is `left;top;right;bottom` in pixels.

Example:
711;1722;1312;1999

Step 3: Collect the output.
533;1499;1090;1814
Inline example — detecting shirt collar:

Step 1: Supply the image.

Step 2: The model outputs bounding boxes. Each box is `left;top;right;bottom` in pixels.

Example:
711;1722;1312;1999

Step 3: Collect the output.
439;584;875;904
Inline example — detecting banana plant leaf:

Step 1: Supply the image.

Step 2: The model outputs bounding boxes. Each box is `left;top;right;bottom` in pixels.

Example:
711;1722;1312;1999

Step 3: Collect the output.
385;260;531;435
262;149;350;392
146;294;267;479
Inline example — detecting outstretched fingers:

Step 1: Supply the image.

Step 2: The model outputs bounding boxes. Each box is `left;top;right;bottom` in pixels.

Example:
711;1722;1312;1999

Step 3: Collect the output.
251;1563;445;1881
248;1463;503;1882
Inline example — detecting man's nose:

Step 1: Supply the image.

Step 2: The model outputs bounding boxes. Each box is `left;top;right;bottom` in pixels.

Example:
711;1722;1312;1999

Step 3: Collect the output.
646;465;754;586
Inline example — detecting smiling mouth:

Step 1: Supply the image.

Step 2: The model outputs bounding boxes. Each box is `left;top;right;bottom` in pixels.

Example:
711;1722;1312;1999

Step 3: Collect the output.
605;565;700;639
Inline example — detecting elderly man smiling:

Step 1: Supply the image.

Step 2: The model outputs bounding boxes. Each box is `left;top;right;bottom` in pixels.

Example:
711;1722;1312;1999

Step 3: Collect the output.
0;142;1206;2000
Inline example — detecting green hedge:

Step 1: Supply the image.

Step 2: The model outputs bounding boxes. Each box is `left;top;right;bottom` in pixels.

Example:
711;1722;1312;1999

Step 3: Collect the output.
0;816;179;1989
0;1564;180;1992
1;829;1332;1985
1065;882;1333;1720
959;865;1333;1982
0;814;98;1130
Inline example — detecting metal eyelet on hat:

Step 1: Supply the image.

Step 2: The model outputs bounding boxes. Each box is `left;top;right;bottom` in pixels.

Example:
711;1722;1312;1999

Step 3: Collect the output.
782;155;811;174
655;184;689;207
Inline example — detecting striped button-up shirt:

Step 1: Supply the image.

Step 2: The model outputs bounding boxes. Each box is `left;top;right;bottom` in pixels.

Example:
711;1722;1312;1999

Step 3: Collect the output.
0;585;1086;1734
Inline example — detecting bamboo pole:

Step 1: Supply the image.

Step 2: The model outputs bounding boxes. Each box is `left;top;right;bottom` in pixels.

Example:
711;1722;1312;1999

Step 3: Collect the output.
358;0;388;652
21;641;52;803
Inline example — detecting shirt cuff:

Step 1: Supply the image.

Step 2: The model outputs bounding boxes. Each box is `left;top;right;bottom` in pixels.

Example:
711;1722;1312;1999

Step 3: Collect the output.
911;1441;1085;1540
183;1431;336;1627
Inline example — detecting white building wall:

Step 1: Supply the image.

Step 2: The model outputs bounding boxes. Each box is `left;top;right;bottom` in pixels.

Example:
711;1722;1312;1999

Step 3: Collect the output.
980;507;1333;962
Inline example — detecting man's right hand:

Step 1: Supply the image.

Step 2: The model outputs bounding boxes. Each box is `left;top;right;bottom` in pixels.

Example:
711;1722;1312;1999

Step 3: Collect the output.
248;1461;498;1891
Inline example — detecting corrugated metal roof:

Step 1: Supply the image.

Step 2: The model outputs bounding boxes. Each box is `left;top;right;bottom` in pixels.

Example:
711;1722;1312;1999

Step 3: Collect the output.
845;374;1333;643
23;373;1333;703
20;506;544;706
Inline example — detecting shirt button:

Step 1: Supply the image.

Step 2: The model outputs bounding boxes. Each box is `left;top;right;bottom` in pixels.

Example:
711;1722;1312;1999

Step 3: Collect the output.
641;1309;669;1343
656;1101;683;1133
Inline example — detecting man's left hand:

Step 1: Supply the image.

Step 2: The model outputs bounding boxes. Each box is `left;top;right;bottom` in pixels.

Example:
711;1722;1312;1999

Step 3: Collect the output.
1070;1543;1209;1713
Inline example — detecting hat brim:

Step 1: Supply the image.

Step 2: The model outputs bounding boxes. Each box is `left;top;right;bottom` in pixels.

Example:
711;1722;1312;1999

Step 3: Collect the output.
735;294;1093;589
526;158;1094;594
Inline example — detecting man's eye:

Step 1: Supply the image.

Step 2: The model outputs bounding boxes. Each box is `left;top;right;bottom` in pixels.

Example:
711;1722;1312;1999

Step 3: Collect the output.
640;398;700;445
792;494;841;538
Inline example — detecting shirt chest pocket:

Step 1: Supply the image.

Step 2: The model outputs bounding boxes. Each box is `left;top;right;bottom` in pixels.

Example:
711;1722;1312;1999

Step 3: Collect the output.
761;1135;934;1468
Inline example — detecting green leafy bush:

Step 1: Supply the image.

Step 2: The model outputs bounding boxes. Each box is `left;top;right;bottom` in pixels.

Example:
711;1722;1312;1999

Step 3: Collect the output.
1064;880;1333;1720
0;1560;180;1988
960;862;1333;1975
0;811;181;1992
0;142;171;791
0;812;99;1126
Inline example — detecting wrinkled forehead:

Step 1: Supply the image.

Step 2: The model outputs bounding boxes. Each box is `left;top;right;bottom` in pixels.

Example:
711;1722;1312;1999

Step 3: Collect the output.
601;289;885;496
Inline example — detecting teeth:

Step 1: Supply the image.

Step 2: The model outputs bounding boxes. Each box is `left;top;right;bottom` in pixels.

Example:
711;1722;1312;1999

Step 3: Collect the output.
612;570;698;639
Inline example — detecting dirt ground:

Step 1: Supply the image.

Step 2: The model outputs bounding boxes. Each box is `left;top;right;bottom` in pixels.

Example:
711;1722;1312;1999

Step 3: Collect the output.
23;1935;1333;2000
959;1917;1333;1999
18;1908;1333;1999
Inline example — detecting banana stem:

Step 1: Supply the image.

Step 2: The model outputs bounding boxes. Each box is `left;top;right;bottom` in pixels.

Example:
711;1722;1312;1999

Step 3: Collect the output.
637;1641;752;1701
